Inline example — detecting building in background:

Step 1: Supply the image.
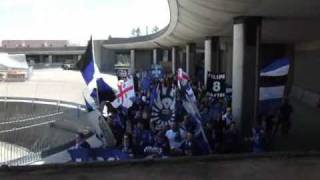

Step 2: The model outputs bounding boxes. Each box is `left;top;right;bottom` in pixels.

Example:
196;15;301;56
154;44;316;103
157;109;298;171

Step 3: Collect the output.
0;40;86;68
0;53;30;81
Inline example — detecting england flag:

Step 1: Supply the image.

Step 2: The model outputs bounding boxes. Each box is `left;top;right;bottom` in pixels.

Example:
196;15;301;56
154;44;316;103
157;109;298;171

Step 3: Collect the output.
111;76;135;109
177;68;189;88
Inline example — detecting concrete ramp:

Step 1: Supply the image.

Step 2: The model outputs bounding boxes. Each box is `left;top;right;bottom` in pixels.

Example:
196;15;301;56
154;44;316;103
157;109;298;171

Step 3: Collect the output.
1;153;320;180
0;142;29;163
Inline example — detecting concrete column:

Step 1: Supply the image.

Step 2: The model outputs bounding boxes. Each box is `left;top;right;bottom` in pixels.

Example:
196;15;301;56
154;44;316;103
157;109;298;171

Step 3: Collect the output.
186;43;196;77
153;49;157;65
204;37;221;86
171;47;176;74
39;55;44;63
179;50;184;70
163;50;169;62
48;55;53;64
73;55;78;62
186;45;190;74
232;17;261;136
204;38;212;87
130;49;135;74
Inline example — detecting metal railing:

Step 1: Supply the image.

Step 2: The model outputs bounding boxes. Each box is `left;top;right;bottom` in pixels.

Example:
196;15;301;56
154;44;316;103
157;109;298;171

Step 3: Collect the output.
0;97;87;166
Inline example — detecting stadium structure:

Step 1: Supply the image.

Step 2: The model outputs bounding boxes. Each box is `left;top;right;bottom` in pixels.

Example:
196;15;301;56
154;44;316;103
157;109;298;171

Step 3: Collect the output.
1;0;320;168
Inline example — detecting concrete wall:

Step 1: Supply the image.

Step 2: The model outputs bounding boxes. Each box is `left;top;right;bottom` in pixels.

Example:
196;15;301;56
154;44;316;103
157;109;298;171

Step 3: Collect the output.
100;47;154;73
135;50;153;71
290;41;320;107
2;153;320;180
100;47;116;73
294;45;320;93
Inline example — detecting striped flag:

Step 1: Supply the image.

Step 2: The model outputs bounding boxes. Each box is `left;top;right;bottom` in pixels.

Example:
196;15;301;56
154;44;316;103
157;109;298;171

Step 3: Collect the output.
259;58;290;114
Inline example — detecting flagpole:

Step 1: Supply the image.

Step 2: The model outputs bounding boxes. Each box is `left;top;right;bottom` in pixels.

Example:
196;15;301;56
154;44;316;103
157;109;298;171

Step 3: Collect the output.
91;35;102;109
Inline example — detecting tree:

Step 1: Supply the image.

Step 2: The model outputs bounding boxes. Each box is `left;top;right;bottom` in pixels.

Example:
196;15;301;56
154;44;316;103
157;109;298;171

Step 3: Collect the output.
131;28;136;37
136;27;141;37
152;26;159;33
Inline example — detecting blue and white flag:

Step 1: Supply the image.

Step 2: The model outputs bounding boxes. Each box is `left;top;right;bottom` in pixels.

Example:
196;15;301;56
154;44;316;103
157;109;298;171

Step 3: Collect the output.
181;84;211;153
83;90;96;112
259;58;290;114
151;64;164;80
76;37;116;106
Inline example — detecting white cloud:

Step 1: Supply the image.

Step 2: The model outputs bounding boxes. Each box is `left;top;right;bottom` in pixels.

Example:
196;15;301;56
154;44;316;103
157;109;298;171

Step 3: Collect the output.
0;0;170;42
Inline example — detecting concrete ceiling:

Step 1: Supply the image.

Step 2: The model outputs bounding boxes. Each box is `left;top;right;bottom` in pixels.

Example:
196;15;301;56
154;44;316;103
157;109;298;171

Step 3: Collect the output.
103;0;320;49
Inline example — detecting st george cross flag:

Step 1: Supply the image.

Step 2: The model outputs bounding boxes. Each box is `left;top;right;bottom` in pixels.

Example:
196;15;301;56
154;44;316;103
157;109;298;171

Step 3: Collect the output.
111;76;135;109
177;68;189;88
259;58;290;114
76;37;116;108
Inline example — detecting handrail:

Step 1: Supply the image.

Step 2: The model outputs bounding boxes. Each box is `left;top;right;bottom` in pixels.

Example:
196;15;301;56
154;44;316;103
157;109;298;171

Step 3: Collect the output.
0;112;63;125
0;97;92;166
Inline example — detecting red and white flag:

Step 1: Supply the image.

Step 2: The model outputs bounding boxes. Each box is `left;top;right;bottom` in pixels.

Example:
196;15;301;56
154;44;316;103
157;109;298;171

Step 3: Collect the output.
177;68;189;88
111;76;135;108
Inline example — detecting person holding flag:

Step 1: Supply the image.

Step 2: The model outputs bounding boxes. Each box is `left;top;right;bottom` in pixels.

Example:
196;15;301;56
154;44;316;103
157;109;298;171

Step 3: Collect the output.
176;68;212;154
76;36;117;147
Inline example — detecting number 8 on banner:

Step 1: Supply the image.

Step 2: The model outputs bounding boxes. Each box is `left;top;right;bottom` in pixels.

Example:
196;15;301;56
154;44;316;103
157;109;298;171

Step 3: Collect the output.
213;81;221;92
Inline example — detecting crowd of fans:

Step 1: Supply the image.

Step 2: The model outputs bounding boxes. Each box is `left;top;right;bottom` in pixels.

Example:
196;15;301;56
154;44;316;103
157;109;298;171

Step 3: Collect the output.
75;73;294;160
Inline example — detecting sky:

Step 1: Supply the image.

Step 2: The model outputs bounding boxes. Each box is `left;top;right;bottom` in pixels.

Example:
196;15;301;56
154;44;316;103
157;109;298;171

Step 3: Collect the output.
0;0;170;45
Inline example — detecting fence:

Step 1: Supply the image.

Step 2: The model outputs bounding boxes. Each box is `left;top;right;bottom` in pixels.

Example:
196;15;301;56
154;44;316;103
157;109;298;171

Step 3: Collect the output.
0;97;89;166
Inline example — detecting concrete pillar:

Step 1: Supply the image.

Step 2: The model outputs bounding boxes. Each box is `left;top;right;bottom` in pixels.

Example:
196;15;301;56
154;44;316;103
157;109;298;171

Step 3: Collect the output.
186;43;196;77
48;55;53;64
171;47;176;74
179;50;184;70
73;55;78;62
153;49;157;65
232;17;262;136
130;49;135;74
39;55;44;63
204;39;212;87
186;45;190;74
163;50;169;62
204;37;221;86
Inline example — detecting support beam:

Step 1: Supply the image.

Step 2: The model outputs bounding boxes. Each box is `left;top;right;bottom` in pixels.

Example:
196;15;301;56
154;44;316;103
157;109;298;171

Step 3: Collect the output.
171;47;176;74
153;49;157;65
48;55;53;64
179;50;184;70
39;55;44;63
186;43;196;77
232;17;262;136
205;37;221;86
186;45;190;74
204;38;212;86
130;49;135;74
163;50;169;62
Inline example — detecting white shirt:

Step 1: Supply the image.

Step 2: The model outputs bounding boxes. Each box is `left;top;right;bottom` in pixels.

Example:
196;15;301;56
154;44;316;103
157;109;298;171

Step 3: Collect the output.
165;128;186;149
